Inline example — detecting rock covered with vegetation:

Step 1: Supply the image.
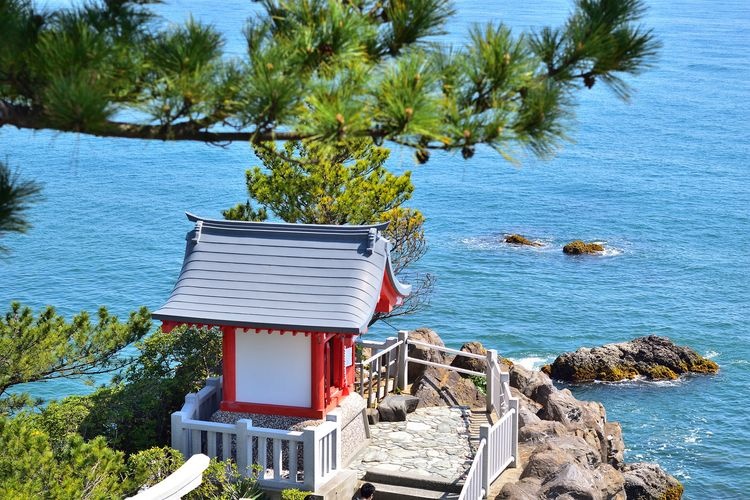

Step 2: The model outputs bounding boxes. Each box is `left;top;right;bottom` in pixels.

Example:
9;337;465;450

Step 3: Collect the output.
562;240;605;254
504;234;541;246
541;335;719;382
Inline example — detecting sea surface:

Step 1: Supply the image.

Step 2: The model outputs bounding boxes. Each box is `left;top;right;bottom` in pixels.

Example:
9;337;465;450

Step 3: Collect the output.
1;1;748;498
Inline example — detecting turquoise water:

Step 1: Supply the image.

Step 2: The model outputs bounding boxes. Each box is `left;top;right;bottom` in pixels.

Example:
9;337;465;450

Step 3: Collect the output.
1;1;748;498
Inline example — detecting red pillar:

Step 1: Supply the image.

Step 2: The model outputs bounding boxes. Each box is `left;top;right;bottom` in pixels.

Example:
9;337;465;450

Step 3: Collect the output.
221;326;236;406
310;333;325;414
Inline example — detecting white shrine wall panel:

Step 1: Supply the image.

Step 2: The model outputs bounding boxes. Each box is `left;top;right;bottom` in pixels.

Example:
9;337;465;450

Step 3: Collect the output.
234;329;311;407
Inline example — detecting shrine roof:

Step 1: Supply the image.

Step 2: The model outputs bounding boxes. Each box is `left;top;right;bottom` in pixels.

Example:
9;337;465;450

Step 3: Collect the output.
152;213;410;334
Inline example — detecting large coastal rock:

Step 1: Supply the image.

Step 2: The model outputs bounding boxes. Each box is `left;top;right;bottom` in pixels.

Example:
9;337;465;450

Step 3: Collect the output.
542;335;719;382
410;365;485;409
622;462;684;500
563;240;604;254
450;341;487;373
406;327;446;381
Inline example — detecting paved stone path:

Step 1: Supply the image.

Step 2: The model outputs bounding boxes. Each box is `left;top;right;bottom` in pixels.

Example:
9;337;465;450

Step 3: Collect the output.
350;406;476;482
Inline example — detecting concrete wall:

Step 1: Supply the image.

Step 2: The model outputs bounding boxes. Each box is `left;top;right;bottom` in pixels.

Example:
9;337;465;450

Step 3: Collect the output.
235;330;311;407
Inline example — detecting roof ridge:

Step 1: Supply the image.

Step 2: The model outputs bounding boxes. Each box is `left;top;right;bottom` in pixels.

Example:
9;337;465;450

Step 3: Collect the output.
186;212;389;234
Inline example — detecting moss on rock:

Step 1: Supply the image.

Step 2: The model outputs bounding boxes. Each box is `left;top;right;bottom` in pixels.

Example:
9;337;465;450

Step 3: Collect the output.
644;365;679;380
505;234;541;246
688;358;719;374
563;240;604;255
661;482;684;500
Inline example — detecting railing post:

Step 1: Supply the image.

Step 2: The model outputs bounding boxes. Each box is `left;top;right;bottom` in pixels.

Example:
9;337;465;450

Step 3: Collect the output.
236;419;252;476
171;411;186;458
397;330;409;390
510;399;519;468
326;410;342;472
303;426;321;492
480;425;491;499
485;350;496;413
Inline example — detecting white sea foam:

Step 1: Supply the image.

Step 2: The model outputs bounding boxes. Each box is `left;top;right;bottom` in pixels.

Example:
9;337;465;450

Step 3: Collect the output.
510;355;554;370
704;350;719;359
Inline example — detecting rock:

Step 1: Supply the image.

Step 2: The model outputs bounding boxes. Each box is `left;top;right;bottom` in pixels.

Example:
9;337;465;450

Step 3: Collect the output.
377;395;420;422
505;233;541;246
563;239;605;254
512;388;542;428
595;463;627;500
450;341;487;374
496;477;543;500
510;363;554;400
538;388;606;432
622;462;684;500
410;366;485;409
406;328;446;382
366;407;379;425
540;462;600;500
519;420;569;444
604;422;625;468
542;335;719;382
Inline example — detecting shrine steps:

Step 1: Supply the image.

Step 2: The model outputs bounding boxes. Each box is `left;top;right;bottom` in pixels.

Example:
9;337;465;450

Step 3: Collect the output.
358;469;462;499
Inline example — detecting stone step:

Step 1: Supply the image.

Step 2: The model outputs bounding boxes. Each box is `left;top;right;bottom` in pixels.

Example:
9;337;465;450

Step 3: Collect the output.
362;467;463;493
357;481;459;500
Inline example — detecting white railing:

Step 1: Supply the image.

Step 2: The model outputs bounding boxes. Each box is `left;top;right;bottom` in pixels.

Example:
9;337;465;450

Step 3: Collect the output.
356;331;519;498
458;440;486;500
128;454;210;500
459;408;518;500
356;335;404;407
171;381;340;492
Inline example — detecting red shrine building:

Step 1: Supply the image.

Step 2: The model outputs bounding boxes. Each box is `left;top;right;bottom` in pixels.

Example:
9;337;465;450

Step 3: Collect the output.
153;214;410;419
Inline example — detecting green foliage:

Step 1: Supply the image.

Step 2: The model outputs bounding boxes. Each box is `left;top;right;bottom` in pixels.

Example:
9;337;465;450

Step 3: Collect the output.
0;163;42;253
187;460;264;500
0;415;128;499
469;375;487;395
224;139;431;318
281;488;313;500
0;302;151;411
126;446;185;491
39;325;222;454
0;0;658;159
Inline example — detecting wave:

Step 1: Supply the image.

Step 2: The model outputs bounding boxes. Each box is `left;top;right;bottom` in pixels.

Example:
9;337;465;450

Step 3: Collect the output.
509;355;555;370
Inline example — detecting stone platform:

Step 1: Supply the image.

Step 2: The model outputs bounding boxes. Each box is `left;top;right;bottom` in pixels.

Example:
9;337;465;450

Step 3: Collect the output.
350;406;475;483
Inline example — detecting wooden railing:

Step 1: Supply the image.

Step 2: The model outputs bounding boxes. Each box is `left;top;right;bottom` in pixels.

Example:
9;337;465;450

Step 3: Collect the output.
171;380;341;492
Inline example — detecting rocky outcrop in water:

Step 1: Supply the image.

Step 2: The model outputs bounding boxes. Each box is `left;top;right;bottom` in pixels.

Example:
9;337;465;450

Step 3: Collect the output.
505;234;541;246
563;240;604;254
541;335;719;382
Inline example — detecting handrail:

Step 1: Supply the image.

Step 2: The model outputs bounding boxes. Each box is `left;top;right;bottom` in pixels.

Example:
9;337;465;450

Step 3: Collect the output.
406;356;485;378
359;339;402;366
458;439;487;500
408;340;488;360
128;454;210;500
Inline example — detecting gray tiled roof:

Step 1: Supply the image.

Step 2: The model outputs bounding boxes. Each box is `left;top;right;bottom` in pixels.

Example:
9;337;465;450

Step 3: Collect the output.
152;213;410;334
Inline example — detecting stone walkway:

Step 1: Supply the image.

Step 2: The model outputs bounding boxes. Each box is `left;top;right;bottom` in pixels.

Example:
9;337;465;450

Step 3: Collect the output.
350;406;475;482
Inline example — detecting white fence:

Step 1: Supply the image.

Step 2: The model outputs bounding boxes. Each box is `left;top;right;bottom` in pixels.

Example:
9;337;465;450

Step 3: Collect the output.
357;331;519;499
172;329;517;497
128;454;210;500
170;378;340;492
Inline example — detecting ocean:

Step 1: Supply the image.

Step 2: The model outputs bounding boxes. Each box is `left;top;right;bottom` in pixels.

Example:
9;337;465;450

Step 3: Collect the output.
1;1;748;498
